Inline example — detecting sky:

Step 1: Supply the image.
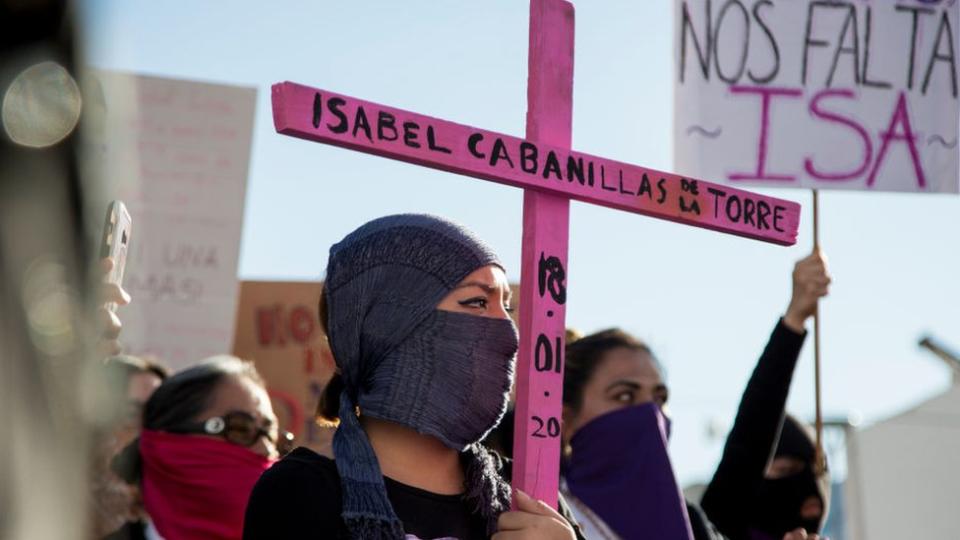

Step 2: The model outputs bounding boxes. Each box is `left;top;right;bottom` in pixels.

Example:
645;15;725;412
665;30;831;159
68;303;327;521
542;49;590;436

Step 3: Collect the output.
80;0;959;486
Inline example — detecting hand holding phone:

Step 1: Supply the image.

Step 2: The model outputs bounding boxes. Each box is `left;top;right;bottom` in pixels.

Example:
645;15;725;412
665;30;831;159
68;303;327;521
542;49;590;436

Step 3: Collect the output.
100;200;132;312
99;201;132;355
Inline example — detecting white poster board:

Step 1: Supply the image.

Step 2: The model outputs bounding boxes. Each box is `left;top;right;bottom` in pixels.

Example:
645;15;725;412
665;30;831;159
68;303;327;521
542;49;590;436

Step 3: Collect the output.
90;71;256;369
674;0;959;193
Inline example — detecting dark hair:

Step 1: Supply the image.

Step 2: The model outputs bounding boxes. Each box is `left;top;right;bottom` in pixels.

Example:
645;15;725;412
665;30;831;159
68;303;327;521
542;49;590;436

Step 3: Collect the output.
481;407;515;458
113;355;264;483
315;286;343;424
562;328;657;413
142;355;262;430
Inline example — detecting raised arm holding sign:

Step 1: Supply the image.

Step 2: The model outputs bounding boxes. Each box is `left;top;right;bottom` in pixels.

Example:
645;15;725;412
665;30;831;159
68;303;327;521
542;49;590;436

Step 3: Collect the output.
675;2;959;537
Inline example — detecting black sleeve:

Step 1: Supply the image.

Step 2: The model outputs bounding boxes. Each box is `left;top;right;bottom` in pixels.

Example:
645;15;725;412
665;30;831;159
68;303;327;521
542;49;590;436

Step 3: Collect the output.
686;501;729;540
243;453;345;539
700;319;806;540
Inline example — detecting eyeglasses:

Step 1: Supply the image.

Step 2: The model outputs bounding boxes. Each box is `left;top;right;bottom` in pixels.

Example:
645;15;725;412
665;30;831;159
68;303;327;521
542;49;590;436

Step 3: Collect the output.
170;411;295;456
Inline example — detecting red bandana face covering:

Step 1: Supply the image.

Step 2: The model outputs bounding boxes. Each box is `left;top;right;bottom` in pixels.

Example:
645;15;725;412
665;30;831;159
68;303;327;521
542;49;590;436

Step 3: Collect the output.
139;430;274;540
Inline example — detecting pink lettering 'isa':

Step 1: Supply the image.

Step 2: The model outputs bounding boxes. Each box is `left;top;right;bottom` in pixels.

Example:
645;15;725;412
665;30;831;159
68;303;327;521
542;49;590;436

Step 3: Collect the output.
728;86;803;182
867;91;927;189
804;89;873;181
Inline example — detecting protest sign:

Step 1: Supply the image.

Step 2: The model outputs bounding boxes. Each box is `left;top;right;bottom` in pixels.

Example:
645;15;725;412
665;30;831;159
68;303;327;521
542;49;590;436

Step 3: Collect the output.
90;72;256;369
674;0;960;193
232;280;336;456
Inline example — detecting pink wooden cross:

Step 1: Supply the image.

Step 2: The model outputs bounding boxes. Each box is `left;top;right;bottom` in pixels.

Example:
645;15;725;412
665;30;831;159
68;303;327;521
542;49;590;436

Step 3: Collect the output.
272;0;799;508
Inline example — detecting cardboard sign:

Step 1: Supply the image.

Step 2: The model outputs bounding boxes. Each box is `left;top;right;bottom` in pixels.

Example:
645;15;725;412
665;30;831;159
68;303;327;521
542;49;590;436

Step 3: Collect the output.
273;83;801;246
674;0;960;193
232;280;336;455
92;72;256;369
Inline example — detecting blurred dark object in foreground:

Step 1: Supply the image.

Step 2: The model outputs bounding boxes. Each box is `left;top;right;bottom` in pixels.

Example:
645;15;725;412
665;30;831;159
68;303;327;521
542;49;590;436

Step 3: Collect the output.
0;0;102;538
1;0;68;47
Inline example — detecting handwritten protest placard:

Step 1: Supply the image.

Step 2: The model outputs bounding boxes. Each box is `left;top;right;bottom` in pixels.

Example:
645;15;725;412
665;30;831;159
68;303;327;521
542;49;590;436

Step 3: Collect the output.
674;0;959;193
91;72;256;369
232;280;336;456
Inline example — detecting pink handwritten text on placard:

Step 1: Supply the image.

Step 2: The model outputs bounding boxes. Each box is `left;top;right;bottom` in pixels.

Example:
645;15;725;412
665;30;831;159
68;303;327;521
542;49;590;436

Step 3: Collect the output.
674;0;959;194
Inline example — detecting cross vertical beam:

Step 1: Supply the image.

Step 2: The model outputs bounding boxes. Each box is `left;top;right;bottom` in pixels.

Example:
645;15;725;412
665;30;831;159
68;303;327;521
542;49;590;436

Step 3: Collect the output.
511;0;575;508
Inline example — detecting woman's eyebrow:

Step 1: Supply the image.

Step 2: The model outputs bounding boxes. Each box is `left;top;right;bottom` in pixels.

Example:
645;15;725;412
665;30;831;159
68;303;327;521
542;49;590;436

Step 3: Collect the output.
453;281;497;292
605;380;641;393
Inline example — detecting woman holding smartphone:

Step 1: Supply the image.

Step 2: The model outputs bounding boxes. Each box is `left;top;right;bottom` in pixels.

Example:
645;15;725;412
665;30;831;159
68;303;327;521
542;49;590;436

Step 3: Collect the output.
244;214;580;540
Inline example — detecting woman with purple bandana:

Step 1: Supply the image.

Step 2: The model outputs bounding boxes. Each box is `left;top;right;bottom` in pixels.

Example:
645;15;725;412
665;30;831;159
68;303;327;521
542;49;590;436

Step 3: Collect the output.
558;250;832;540
559;329;718;540
243;214;584;540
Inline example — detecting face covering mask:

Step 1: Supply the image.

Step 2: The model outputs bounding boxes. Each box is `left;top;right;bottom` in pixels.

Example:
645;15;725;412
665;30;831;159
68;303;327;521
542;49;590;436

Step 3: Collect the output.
324;214;515;536
563;403;693;539
139;430;274;540
748;465;824;538
359;309;518;450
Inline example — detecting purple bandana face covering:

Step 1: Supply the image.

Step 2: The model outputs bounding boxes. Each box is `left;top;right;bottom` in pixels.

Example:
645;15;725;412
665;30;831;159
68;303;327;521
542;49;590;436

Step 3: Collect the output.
564;403;694;540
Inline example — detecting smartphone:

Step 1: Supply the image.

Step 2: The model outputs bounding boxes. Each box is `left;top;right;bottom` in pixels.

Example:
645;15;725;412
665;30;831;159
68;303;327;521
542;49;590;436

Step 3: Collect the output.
100;200;132;311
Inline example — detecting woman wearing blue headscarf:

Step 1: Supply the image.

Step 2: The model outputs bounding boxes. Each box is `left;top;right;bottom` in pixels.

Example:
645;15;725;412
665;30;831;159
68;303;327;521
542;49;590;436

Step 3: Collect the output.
244;214;582;540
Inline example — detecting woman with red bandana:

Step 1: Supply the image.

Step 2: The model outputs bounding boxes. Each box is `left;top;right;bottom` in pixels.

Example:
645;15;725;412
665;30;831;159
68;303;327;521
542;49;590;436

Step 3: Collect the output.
113;355;293;540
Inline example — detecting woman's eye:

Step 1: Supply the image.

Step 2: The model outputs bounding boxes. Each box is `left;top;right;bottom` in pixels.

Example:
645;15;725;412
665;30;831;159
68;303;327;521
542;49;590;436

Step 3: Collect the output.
458;297;488;309
614;391;634;404
504;303;515;313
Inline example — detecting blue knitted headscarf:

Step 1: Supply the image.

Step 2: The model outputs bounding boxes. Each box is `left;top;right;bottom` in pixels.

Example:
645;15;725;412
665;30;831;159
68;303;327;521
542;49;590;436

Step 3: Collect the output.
324;214;517;538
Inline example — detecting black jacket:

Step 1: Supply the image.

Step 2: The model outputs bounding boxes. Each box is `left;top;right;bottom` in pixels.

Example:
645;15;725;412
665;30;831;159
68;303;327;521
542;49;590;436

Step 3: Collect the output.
700;320;807;539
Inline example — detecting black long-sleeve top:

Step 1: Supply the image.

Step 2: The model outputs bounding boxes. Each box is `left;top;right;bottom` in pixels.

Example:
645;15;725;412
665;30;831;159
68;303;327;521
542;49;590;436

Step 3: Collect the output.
244;448;587;540
700;319;806;540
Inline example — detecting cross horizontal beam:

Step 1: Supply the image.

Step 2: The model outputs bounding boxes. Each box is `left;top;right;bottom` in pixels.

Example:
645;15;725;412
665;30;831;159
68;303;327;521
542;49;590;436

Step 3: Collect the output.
273;81;800;245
